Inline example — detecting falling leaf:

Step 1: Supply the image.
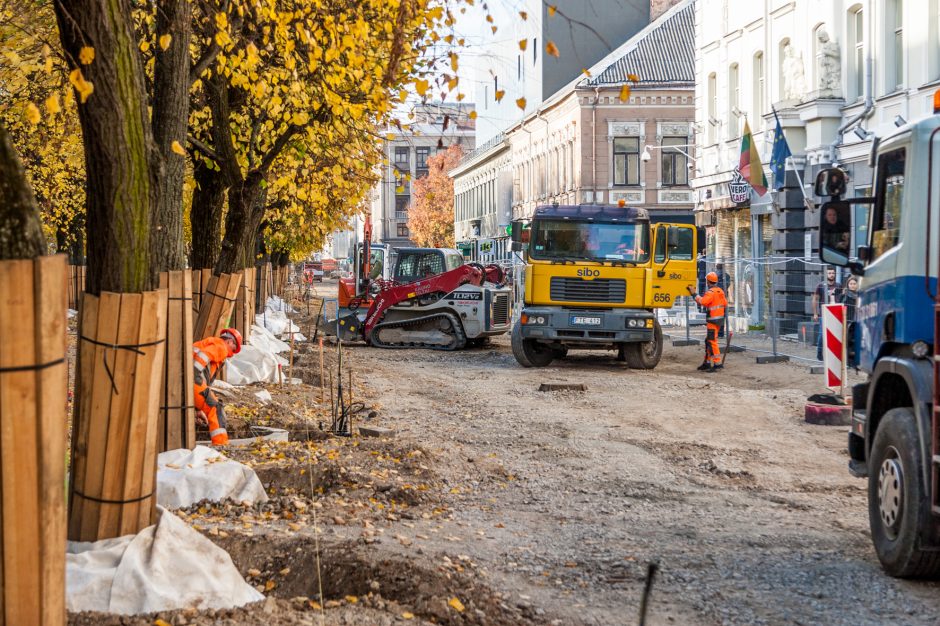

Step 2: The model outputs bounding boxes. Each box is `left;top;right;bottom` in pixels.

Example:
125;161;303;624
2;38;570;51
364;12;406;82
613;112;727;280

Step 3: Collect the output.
402;612;415;620
619;84;631;101
491;25;497;33
25;102;40;125
79;46;94;65
627;73;640;82
170;140;186;155
159;34;172;50
546;41;560;57
519;10;528;19
45;93;60;115
69;68;94;102
495;89;505;102
448;597;465;612
469;110;477;120
581;68;592;77
548;5;557;16
518;39;528;51
415;79;429;96
515;97;526;110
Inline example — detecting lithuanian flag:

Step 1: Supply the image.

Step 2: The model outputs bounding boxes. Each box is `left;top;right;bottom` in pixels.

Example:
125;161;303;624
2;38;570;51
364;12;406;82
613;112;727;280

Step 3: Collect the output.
738;120;768;196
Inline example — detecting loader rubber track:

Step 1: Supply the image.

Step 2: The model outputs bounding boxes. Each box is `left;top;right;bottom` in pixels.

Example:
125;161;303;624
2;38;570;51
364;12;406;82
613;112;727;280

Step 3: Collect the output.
370;311;467;351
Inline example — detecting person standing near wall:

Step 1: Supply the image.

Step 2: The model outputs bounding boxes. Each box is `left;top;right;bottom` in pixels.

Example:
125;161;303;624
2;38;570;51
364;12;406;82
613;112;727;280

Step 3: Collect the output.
812;267;842;361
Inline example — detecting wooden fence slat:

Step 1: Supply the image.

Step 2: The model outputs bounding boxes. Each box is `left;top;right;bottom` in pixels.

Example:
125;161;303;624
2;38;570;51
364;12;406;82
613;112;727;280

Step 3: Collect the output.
0;260;41;623
35;256;67;625
0;256;67;624
159;272;194;453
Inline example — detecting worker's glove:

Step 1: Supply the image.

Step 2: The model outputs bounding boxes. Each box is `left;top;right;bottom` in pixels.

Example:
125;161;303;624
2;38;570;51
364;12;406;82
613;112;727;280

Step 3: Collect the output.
195;411;208;427
686;285;695;295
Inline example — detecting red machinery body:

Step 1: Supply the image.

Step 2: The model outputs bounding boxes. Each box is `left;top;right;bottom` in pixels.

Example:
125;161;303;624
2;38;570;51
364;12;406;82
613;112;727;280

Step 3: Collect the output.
349;263;504;342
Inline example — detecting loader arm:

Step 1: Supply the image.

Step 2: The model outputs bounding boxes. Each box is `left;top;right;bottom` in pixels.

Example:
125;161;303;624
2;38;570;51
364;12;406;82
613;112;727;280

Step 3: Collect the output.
362;264;503;339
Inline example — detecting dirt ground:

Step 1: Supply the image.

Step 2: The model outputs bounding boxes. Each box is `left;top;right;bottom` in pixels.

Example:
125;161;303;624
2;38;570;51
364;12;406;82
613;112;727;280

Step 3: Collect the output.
69;281;940;625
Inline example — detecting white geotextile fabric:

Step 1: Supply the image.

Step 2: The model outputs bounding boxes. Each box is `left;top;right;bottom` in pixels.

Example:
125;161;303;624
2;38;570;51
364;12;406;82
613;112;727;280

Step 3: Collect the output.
264;295;295;314
225;324;288;385
256;310;301;338
66;508;264;614
156;445;268;510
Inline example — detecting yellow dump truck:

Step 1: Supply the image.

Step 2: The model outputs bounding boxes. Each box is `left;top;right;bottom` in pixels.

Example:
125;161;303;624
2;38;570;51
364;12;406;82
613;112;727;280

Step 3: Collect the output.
510;204;696;369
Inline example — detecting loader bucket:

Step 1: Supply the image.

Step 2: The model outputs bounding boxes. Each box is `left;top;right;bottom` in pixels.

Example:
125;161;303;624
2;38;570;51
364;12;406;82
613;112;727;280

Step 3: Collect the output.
334;313;363;342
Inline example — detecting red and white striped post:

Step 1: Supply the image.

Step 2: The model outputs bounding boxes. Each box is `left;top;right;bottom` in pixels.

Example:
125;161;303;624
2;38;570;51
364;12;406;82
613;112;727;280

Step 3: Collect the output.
822;303;848;396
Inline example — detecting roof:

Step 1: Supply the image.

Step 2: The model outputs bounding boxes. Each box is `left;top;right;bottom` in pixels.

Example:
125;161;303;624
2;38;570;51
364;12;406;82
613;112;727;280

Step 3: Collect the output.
582;0;694;87
532;204;650;222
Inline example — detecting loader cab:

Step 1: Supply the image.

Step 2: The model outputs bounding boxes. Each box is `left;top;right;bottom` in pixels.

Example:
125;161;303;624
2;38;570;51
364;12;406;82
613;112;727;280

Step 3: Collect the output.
393;248;464;284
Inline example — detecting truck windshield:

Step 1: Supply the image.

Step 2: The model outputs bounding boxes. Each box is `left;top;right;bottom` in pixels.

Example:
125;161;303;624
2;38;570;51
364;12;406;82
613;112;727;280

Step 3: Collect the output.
529;219;650;262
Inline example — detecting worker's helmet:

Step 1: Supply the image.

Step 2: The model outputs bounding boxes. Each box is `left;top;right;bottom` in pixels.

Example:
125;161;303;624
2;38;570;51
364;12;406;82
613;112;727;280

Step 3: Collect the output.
220;328;243;354
706;271;718;284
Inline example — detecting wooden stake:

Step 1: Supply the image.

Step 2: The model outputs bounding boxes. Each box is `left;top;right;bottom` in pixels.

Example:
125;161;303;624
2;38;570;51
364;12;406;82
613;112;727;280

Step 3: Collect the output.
318;337;325;403
288;330;295;383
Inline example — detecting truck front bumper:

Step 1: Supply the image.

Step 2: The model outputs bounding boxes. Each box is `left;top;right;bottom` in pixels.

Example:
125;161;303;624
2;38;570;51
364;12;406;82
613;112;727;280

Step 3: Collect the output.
518;306;654;344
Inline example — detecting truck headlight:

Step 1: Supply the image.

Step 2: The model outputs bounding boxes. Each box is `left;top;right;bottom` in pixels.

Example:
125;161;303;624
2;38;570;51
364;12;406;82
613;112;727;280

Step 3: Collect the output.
912;340;930;359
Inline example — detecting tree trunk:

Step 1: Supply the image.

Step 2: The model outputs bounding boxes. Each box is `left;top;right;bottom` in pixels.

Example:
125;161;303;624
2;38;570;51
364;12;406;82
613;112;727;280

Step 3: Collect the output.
54;0;159;295
150;0;192;272
0;122;46;260
189;160;225;269
215;173;265;274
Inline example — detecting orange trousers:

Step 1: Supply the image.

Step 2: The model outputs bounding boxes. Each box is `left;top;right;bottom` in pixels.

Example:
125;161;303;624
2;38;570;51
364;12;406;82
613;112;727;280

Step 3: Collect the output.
194;372;229;445
705;322;722;365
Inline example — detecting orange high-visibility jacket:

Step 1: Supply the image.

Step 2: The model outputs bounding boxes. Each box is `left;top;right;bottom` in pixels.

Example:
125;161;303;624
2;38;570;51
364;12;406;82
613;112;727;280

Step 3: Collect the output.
193;337;232;382
696;287;727;324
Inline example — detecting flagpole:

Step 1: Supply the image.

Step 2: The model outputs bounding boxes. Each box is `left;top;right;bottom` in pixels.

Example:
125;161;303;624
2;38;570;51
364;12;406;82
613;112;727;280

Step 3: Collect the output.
770;106;814;211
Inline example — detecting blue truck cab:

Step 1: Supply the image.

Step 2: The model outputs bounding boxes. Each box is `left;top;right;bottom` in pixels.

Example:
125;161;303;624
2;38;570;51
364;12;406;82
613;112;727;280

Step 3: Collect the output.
819;103;940;577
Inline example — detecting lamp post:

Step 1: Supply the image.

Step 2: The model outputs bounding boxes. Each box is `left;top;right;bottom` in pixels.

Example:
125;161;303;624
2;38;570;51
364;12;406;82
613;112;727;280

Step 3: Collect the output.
640;143;697;163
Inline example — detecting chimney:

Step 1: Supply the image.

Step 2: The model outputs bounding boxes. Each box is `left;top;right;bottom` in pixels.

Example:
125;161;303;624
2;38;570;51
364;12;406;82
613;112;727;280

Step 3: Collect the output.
650;0;683;21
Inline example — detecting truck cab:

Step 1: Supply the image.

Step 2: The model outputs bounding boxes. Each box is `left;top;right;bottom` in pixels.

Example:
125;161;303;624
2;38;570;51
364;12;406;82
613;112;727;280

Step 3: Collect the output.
818;103;940;577
510;204;696;369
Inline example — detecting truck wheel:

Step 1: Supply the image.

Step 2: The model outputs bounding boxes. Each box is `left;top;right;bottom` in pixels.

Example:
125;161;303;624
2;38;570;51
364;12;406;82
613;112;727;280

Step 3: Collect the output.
622;320;663;370
511;324;554;367
868;407;940;577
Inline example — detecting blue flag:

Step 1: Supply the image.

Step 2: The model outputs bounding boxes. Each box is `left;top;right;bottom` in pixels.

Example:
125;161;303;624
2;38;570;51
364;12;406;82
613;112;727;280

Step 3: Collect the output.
769;108;792;190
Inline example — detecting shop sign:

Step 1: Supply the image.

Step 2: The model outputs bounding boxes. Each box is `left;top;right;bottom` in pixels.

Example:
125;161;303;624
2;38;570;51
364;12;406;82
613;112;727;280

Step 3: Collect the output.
729;169;750;204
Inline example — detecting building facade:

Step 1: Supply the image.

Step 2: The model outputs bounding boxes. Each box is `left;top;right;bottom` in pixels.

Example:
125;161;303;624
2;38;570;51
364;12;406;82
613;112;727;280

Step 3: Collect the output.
509;1;696;220
452;1;696;264
369;102;475;248
694;0;940;334
471;0;666;144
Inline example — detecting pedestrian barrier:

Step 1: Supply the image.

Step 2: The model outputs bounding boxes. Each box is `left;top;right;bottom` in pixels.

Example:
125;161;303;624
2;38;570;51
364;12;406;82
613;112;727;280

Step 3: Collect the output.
158;270;196;453
70;288;167;542
822;303;847;393
0;255;67;624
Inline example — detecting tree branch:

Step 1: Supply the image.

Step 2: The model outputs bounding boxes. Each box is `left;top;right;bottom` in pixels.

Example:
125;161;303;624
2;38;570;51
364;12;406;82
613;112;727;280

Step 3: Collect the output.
187;134;220;162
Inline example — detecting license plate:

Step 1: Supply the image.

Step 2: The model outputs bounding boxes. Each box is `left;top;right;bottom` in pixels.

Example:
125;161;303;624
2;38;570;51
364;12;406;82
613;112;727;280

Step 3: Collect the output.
570;315;602;326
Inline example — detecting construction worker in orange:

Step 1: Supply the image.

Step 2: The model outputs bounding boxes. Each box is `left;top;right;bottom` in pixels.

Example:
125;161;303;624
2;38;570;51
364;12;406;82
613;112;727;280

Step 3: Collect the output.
193;328;242;445
687;272;727;373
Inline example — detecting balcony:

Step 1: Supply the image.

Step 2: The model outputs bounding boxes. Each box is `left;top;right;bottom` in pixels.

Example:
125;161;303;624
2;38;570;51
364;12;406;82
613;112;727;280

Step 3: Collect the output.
395;211;408;220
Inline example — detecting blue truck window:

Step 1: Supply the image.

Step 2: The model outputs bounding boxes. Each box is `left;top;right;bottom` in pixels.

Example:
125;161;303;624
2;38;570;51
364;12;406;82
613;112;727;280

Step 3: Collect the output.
871;148;906;261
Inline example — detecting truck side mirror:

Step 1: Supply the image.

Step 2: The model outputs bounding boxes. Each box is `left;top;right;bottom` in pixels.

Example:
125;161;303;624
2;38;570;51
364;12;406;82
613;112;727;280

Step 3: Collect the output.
814;168;848;198
667;228;680;249
818;200;852;267
509;220;526;243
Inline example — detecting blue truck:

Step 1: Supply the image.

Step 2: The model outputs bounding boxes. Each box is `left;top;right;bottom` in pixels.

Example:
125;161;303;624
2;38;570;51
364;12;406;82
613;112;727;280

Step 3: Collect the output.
819;93;940;577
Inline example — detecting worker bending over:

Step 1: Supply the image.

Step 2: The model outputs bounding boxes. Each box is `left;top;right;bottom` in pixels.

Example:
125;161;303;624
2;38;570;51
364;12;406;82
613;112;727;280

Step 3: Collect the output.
193;328;242;445
687;272;726;373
